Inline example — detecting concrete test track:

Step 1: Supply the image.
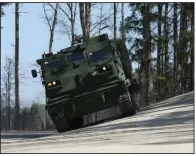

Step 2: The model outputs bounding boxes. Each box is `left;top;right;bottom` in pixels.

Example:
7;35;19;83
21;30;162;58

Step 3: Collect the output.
1;91;194;153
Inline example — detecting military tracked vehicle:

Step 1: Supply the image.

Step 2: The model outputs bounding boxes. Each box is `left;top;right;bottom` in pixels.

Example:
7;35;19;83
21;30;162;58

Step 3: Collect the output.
31;34;140;133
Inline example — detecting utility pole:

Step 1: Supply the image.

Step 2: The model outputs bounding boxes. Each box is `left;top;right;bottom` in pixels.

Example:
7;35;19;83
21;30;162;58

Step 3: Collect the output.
14;2;20;130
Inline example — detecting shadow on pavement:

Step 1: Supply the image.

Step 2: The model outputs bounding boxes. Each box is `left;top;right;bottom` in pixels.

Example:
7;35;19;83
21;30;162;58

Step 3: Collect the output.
1;92;194;147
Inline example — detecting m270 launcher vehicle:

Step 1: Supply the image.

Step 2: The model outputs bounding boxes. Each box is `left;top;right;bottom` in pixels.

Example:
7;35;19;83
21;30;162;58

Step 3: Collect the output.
31;34;139;133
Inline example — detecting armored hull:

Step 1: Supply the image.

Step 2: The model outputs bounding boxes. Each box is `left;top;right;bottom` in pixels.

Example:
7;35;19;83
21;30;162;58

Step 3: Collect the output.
31;34;140;133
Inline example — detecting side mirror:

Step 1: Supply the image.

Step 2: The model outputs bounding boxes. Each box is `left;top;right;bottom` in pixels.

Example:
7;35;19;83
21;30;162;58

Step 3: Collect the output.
31;69;37;78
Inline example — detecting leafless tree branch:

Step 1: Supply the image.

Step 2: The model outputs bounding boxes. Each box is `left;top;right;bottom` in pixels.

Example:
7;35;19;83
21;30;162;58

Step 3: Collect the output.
43;3;52;31
59;4;71;21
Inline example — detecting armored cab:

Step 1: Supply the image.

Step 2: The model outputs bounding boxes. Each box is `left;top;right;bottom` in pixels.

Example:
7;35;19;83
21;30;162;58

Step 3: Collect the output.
31;34;139;133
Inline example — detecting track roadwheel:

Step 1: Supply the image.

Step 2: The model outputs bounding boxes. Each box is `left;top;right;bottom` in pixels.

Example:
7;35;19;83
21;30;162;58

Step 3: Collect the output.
51;116;71;133
118;87;136;117
48;107;71;133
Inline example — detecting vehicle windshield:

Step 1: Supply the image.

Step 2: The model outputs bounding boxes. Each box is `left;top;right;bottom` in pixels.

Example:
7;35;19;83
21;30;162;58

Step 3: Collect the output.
88;49;108;63
66;52;84;64
44;59;65;70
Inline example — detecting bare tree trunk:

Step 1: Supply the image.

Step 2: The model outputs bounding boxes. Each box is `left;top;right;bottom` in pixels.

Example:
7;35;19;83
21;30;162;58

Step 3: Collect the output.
177;3;188;94
164;3;169;98
7;72;11;130
5;85;8;128
70;3;74;43
114;3;117;40
182;4;188;93
85;3;91;41
157;4;162;102
141;3;152;106
121;3;125;41
79;3;91;42
164;3;169;71
14;3;20;130
190;4;194;91
79;3;86;41
173;3;178;78
98;3;103;35
177;4;184;94
173;2;178;96
70;3;77;44
49;3;59;53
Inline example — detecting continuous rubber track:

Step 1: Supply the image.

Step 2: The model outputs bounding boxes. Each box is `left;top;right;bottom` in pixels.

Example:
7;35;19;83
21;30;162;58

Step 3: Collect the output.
1;91;194;153
52;116;71;133
118;92;136;116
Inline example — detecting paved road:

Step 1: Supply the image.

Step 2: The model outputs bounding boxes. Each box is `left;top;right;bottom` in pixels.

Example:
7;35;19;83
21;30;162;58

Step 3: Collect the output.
1;131;56;143
1;91;194;153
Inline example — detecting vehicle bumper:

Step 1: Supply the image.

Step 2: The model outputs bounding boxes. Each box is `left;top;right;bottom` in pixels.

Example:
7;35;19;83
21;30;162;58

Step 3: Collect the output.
45;79;121;109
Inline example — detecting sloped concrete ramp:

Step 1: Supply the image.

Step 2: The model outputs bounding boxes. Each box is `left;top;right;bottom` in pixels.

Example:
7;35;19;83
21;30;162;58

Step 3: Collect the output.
1;91;194;153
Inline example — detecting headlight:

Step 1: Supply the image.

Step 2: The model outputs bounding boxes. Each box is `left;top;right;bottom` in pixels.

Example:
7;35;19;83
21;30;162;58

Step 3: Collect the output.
48;82;52;87
47;80;60;88
98;64;112;73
